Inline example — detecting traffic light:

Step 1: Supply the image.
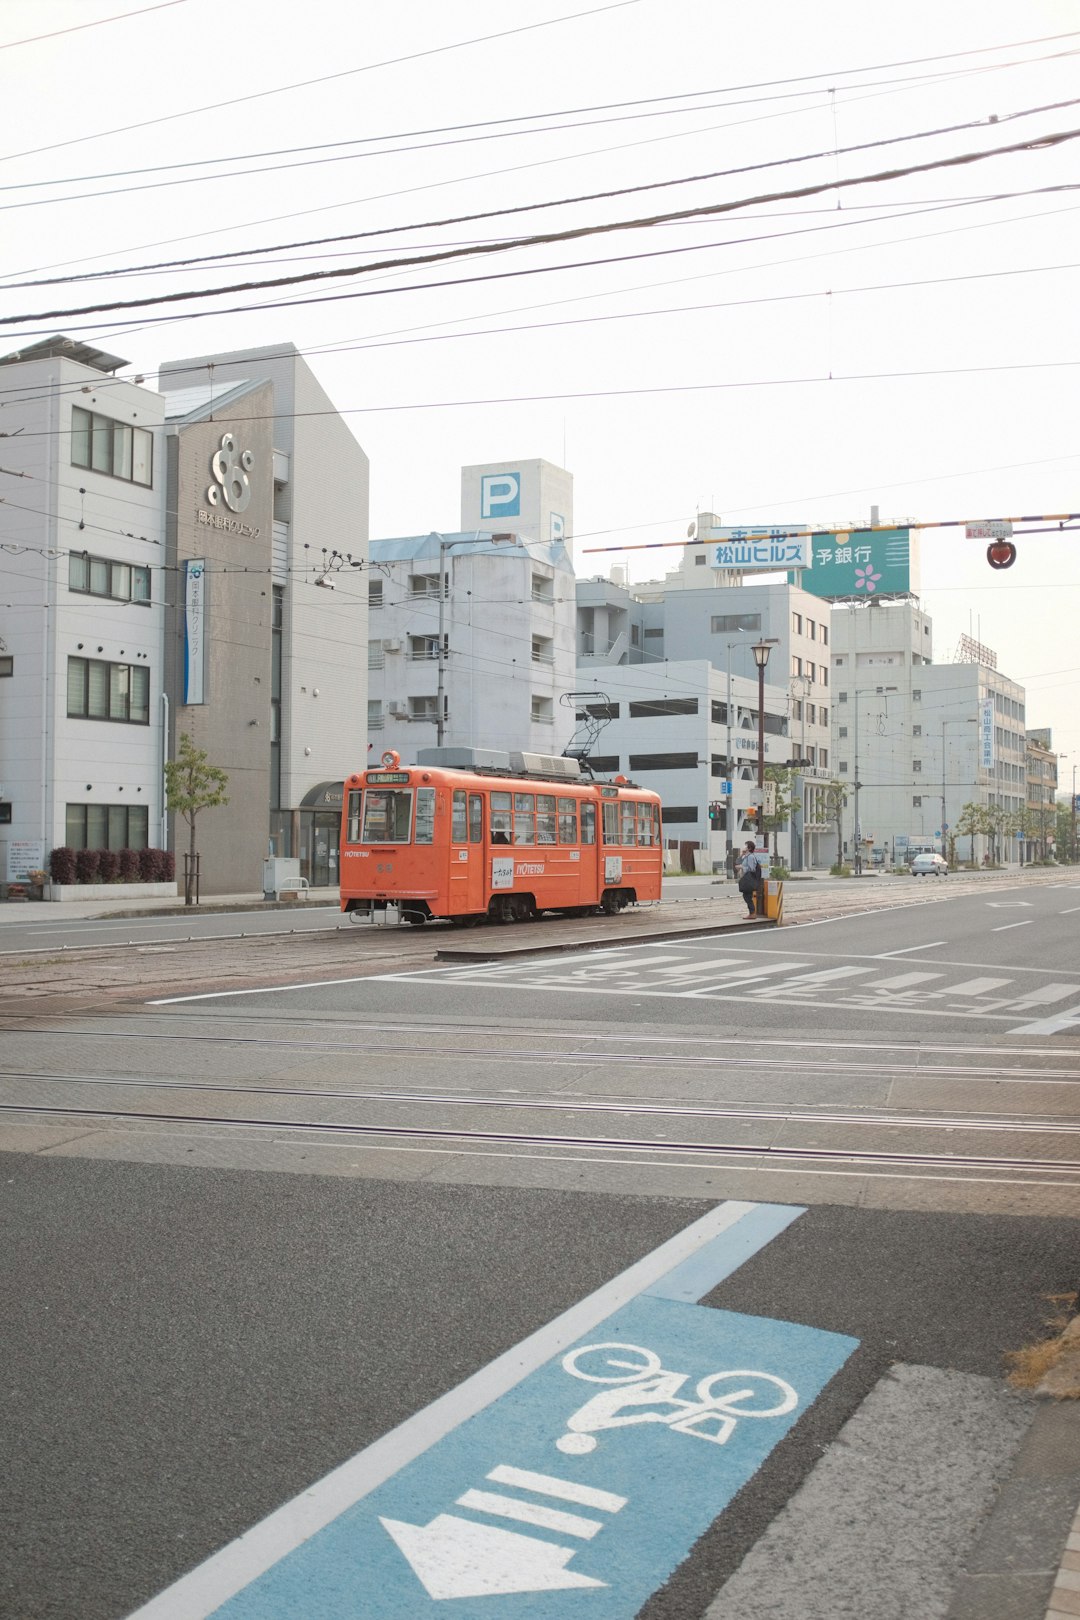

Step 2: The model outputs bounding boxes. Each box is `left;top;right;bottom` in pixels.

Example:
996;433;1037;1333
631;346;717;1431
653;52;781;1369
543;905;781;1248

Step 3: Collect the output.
708;801;723;827
986;540;1017;569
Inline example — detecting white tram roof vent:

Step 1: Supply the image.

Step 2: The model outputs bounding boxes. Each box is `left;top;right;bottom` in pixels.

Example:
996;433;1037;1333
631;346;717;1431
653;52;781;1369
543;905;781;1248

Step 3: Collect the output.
510;752;582;780
415;747;514;772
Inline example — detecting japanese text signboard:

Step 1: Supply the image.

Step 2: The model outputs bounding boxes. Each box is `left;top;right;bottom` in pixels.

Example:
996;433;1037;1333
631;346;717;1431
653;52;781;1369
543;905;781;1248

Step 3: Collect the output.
789;529;912;599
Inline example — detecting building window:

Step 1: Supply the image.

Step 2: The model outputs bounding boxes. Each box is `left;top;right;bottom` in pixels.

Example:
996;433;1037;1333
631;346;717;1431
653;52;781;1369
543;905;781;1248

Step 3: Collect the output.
628;752;698;771
806;662;815;683
913;724;922;737
806;703;816;725
531;572;554;601
369;579;383;608
808;620;817;640
912;688;921;702
661;807;698;824
838;725;848;739
531;636;554;665
643;627;663;639
65;802;149;850
0;656;12;677
819;668;827;688
819;749;828;769
838;691;847;704
68;552;151;605
628;698;698;718
586;755;619;774
791;700;802;721
791;656;802;677
913;795;922;808
792;613;802;635
913;759;922;772
834;655;844;667
711;613;761;633
407;572;440;598
839;761;848;774
576;701;619;720
819;706;828;726
66;657;149;724
71;406;153;486
531;696;553;723
821;626;828;646
367;700;383;730
694;554;706;566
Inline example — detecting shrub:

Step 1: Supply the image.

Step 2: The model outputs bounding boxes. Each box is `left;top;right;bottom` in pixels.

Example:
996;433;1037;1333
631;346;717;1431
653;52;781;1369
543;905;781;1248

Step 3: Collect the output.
49;847;77;885
75;848;100;884
161;848;175;882
117;848;140;882
829;862;853;877
97;849;120;883
137;847;157;881
769;864;791;880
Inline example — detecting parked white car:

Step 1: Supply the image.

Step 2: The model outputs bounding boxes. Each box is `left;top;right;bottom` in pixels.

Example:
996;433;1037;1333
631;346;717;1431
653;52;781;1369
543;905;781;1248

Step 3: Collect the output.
910;852;948;877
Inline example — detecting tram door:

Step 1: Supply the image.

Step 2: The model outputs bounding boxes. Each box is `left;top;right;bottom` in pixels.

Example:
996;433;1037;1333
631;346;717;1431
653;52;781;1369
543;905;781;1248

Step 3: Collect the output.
449;789;486;914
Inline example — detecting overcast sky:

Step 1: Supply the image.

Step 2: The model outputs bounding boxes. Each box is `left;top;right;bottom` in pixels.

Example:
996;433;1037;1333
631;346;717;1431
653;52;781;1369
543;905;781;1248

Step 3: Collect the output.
3;0;1078;780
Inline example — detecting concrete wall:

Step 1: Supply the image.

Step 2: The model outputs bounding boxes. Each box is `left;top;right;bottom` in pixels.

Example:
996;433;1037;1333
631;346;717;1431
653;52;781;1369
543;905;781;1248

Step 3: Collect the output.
461;459;574;556
164;386;276;894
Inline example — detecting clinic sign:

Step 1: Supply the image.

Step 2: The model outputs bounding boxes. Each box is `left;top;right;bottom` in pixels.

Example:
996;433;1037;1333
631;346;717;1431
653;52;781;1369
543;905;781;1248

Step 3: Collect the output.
183;559;207;705
980;697;995;770
792;528;911;599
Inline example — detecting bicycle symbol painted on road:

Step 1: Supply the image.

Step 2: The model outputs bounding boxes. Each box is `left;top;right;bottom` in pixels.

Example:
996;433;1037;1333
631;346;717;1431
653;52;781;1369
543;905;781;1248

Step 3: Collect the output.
555;1341;798;1455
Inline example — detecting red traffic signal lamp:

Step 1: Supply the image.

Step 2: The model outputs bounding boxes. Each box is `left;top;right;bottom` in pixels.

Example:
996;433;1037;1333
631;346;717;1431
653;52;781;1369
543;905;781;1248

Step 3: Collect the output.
987;540;1017;569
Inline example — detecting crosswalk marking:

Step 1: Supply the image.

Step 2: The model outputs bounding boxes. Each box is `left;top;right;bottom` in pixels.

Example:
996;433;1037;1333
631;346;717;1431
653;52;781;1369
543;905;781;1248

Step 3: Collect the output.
1006;982;1080;1008
866;971;942;991
944;977;1012;996
654;958;750;977
760;965;876;990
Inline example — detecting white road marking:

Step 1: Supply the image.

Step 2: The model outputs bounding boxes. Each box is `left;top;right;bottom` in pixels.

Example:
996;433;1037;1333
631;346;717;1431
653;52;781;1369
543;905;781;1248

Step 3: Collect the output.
865;971;943;991
654;958;750;977
1008;1008;1080;1036
875;942;948;957
756;966;876;989
991;921;1033;932
1061;907;1080;915
1006;983;1080;1008
946;978;1012;996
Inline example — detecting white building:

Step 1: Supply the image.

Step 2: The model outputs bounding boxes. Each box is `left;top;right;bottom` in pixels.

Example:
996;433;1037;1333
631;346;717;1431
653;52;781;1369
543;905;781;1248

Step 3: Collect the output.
0;338;167;888
0;336;368;897
461;458;574;557
158;342;369;889
367;531;576;760
567;660;794;870
830;604;1027;864
576;573;834;867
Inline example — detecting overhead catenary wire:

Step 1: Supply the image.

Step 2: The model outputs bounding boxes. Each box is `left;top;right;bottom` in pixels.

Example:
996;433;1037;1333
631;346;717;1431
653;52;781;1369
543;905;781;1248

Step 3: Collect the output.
6;116;1080;330
0;0;185;51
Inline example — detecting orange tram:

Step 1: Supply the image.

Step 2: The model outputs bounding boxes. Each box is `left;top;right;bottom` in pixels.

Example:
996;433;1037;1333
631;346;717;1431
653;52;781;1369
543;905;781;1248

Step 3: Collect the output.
339;748;663;926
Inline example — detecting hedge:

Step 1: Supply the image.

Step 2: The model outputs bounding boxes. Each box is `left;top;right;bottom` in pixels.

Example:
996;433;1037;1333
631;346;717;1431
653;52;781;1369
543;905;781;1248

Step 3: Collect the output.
48;847;175;884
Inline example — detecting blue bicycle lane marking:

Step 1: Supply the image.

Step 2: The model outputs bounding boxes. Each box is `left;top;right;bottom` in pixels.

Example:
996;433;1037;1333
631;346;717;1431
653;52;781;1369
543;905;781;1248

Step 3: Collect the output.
127;1201;859;1619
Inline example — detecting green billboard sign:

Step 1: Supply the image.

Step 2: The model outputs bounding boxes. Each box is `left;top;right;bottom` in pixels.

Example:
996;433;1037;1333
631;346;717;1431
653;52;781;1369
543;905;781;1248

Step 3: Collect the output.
789;528;911;599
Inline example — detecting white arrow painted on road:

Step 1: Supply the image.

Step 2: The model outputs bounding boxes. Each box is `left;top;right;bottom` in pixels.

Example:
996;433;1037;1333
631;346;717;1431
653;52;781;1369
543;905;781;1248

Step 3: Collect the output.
380;1513;606;1599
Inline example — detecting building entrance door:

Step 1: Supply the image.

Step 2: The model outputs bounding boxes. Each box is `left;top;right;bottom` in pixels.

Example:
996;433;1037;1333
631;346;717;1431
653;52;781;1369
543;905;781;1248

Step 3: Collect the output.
311;812;339;889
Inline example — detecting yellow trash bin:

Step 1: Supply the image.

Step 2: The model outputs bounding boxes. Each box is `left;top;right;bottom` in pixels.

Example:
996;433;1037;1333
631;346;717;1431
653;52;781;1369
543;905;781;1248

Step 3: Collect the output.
763;879;784;922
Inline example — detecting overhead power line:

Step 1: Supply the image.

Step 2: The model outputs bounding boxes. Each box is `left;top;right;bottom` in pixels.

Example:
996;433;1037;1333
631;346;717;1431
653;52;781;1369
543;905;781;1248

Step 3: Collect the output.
0;0;184;50
0;1;641;167
4;124;1078;329
6;92;1078;281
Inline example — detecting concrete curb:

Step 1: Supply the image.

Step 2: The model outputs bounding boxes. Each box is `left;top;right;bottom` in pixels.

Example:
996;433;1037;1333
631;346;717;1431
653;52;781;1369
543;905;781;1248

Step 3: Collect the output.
435;914;776;963
944;1401;1080;1620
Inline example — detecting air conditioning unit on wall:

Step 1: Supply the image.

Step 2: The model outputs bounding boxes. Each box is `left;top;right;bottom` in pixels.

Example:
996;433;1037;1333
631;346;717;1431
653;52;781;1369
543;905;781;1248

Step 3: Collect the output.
388;700;407;717
382;639;402;652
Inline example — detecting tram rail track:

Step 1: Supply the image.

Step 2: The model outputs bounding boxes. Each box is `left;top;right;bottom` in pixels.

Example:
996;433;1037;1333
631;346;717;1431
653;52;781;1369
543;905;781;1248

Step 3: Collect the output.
2;1095;1078;1181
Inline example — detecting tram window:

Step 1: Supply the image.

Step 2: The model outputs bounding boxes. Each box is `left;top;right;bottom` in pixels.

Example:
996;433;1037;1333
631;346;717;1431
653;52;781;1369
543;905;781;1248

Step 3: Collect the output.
451;789;468;843
637;805;652;845
536;794;557;844
490;791;512;843
621;803;637;845
347;789;363;843
415;786;436;844
649;804;661;845
580;801;596;844
602;802;619;844
362;788;411;843
557;797;577;843
469;794;483;843
513;792;536;845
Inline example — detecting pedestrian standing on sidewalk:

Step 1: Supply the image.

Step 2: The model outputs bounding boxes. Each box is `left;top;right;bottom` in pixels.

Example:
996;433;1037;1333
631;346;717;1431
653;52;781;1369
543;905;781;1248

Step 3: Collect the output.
737;840;762;917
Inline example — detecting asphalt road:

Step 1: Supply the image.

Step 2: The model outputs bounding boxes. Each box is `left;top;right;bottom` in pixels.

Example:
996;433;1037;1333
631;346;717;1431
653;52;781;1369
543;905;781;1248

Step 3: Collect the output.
2;879;1077;1619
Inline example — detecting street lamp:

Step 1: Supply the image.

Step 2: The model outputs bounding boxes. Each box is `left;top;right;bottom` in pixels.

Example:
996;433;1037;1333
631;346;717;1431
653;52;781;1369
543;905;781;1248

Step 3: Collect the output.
751;638;779;844
789;672;812;872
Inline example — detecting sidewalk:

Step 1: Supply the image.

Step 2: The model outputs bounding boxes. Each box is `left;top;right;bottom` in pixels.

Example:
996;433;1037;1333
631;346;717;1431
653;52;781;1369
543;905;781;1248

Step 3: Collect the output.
0;888;341;925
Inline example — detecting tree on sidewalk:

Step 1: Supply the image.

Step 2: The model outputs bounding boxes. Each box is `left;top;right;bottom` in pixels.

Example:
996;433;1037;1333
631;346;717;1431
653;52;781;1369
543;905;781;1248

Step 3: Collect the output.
821;778;848;871
164;732;229;905
762;765;797;860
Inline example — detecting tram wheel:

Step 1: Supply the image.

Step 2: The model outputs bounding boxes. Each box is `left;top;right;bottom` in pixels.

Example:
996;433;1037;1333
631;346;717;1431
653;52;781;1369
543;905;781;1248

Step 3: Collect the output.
491;898;514;924
601;890;621;915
